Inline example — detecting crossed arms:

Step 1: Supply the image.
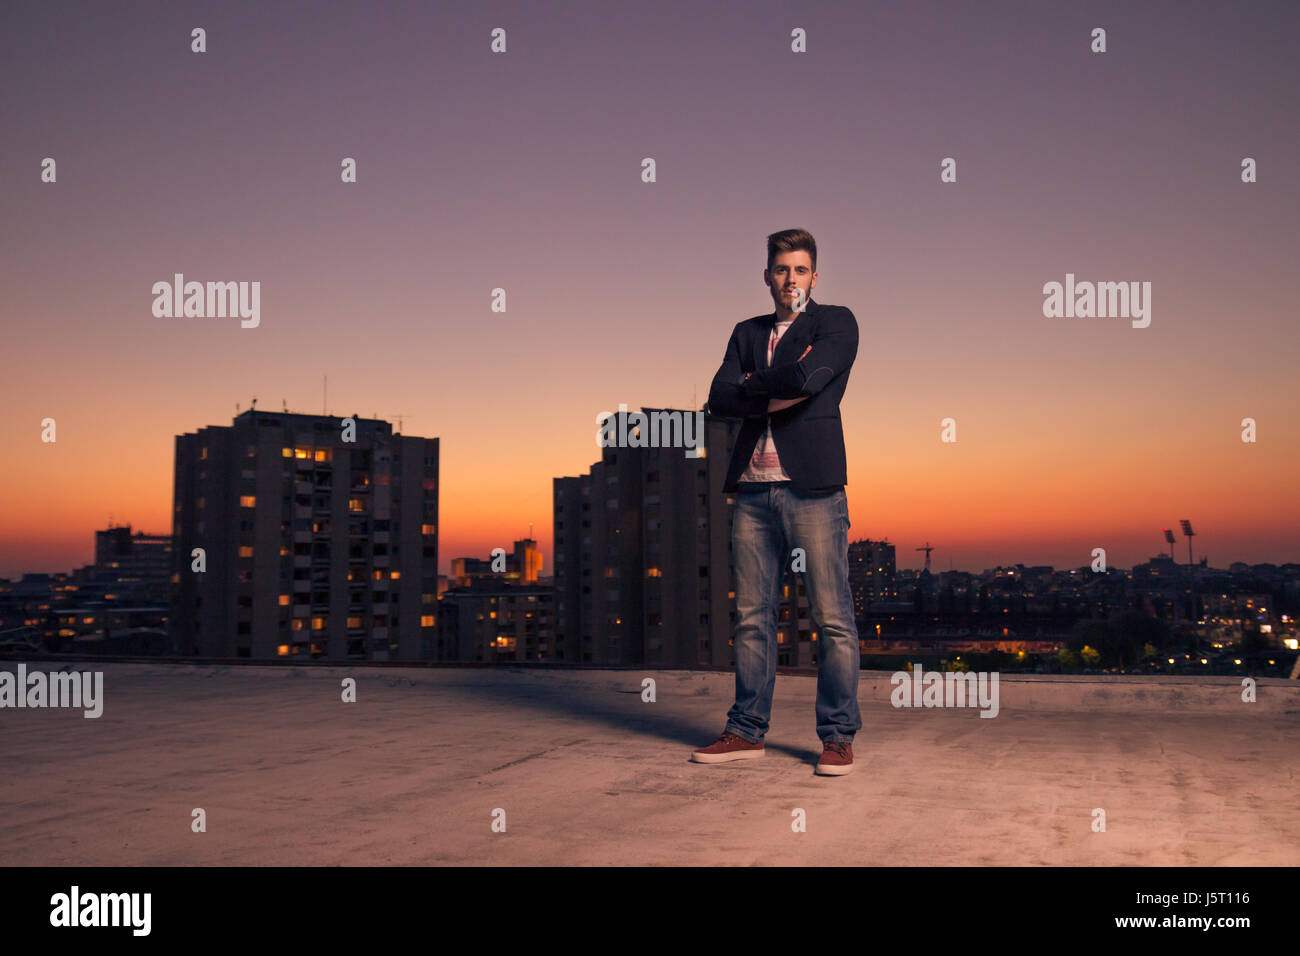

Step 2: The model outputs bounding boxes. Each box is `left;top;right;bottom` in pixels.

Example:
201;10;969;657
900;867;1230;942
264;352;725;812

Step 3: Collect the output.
751;368;809;412
706;307;858;420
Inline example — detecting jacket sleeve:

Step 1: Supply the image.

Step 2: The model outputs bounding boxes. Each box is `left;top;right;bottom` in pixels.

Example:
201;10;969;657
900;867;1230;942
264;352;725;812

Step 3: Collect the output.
740;306;858;401
706;322;768;420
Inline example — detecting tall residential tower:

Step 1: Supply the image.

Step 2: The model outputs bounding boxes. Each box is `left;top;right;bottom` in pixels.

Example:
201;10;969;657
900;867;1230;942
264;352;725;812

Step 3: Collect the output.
170;409;439;660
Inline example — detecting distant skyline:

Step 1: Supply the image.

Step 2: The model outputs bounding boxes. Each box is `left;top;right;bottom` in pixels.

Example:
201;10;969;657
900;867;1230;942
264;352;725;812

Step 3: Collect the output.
2;0;1298;578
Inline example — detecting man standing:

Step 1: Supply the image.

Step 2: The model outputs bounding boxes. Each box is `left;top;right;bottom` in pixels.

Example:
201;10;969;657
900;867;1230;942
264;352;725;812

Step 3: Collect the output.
693;228;862;775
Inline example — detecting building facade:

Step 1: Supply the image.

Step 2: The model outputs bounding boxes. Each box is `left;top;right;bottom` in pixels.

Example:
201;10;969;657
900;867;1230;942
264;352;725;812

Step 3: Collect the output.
553;407;819;667
170;409;439;660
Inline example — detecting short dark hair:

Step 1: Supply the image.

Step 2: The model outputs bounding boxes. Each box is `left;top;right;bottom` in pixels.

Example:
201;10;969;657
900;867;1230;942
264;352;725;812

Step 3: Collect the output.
766;228;817;273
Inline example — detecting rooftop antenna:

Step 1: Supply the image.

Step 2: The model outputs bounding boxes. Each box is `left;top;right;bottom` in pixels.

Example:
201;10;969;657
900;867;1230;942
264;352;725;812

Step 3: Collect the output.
323;375;327;415
384;413;414;434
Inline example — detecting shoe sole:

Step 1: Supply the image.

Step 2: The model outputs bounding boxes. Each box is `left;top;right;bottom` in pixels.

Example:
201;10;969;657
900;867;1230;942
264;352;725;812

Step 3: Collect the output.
814;762;854;775
690;747;764;763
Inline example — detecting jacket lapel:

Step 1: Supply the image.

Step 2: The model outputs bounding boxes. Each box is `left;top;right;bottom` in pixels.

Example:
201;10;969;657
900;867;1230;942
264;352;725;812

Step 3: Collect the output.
761;297;816;369
753;318;770;372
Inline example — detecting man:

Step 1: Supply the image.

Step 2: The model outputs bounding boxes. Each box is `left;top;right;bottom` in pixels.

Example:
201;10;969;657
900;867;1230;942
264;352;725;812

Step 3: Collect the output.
693;228;863;776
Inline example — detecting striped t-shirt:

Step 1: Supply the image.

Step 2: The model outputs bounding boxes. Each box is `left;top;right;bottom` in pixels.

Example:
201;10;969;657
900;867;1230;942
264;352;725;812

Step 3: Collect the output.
738;318;794;482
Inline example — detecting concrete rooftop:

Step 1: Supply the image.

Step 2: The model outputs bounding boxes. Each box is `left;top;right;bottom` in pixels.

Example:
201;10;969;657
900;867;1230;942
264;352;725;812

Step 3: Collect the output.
1;661;1297;866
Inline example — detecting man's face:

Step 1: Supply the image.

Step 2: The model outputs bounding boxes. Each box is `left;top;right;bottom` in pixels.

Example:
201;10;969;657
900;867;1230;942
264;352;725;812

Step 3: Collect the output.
765;250;817;311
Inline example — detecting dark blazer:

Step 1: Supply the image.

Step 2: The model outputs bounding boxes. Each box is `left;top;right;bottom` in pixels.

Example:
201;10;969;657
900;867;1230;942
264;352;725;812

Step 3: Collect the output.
705;297;858;493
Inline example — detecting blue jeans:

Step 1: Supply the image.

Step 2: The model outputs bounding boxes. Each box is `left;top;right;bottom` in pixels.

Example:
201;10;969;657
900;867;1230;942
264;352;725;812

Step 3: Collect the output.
725;482;863;745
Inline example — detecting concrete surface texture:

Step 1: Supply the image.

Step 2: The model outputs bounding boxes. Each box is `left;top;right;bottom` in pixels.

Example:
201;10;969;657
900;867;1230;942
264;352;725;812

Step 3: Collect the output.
0;662;1296;866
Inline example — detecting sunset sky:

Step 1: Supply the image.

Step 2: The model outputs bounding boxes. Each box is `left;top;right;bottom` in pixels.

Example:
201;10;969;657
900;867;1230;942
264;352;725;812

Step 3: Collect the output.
2;0;1297;579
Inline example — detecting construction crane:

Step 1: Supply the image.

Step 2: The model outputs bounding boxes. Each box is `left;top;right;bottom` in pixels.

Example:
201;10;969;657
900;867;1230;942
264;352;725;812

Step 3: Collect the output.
916;542;934;573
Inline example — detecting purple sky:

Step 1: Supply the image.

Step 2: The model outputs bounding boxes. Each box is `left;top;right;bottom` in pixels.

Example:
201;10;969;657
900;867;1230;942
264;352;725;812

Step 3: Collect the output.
1;0;1297;578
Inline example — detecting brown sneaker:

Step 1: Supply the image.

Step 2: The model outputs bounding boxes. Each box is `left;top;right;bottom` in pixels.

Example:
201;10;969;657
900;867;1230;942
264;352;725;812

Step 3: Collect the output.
815;740;854;775
691;730;764;763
